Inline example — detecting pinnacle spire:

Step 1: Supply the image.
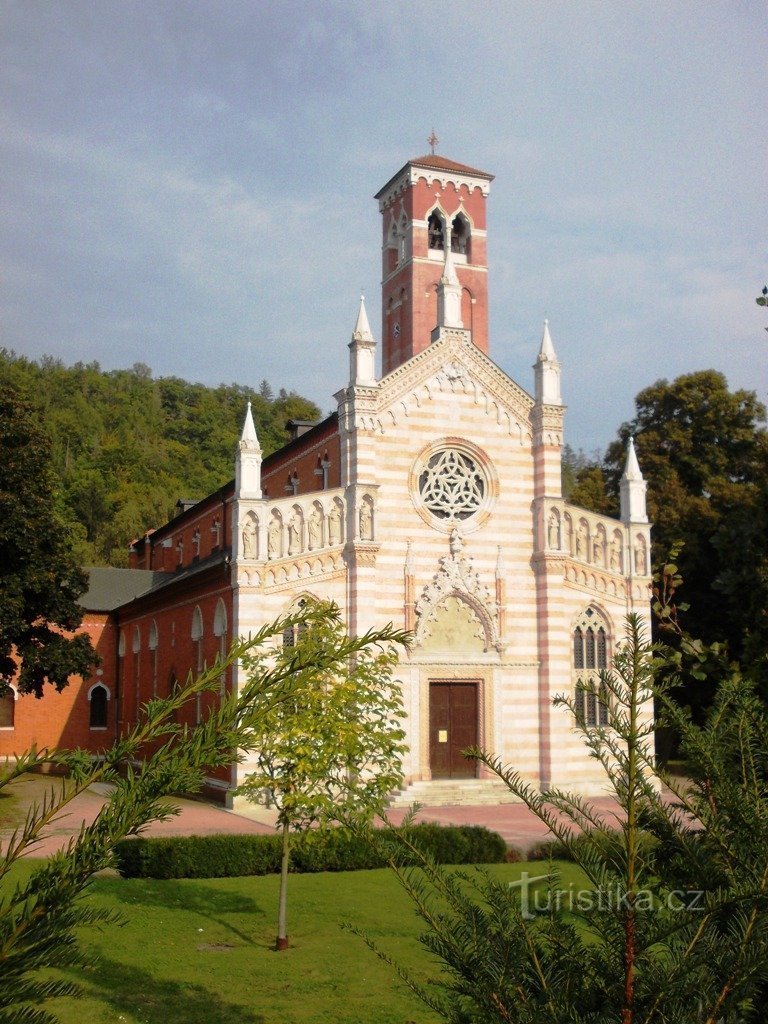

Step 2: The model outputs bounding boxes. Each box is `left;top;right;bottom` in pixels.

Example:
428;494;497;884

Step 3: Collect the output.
538;318;557;361
622;436;643;481
239;400;261;452
235;400;262;499
620;435;648;523
533;318;561;405
349;295;377;386
352;295;374;343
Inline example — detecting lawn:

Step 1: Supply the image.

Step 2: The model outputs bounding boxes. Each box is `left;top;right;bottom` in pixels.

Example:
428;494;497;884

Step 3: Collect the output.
26;860;587;1024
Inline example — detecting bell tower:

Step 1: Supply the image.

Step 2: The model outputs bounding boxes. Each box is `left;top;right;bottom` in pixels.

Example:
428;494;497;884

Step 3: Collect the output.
374;148;494;375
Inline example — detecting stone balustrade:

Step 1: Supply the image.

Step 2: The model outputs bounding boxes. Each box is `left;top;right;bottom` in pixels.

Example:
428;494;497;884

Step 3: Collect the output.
544;500;650;578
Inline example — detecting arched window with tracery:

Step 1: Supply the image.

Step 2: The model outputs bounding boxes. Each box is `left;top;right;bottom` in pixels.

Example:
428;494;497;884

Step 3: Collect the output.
572;607;610;727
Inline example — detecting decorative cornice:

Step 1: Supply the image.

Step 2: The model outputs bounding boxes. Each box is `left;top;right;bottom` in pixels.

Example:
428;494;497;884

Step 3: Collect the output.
376;165;491;212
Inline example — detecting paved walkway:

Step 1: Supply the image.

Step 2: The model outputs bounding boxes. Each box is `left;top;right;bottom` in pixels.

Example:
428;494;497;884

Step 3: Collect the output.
2;776;629;859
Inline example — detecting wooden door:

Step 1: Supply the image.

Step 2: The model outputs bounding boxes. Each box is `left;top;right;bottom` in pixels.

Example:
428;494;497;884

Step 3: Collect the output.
429;681;478;779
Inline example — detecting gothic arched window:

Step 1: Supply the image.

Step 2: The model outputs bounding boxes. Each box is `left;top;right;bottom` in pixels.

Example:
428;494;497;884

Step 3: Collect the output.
572;608;610;727
427;211;445;251
450;213;470;256
89;684;109;730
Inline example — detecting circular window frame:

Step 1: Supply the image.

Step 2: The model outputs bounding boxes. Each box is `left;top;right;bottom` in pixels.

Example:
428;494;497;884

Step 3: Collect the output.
409;437;498;534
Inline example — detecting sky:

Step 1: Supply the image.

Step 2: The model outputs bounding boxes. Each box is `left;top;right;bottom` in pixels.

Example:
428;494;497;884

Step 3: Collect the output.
1;1;765;453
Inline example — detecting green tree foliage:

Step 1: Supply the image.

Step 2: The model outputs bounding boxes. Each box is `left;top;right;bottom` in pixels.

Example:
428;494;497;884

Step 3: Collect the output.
562;444;613;513
362;594;768;1023
0;383;96;697
578;370;768;710
0;604;397;1024
0;351;320;566
237;606;408;950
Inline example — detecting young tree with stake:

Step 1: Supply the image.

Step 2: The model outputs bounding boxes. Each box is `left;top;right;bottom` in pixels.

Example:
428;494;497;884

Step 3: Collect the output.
237;606;408;951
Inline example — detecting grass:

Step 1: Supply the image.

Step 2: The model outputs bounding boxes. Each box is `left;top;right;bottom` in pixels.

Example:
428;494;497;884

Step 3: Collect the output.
0;772;67;834
21;860;588;1024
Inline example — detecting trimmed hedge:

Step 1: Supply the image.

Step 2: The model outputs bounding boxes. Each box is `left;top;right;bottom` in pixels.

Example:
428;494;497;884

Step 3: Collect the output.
114;823;507;879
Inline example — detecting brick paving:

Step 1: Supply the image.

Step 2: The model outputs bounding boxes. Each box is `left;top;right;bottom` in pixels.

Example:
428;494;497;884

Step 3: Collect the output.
3;778;628;859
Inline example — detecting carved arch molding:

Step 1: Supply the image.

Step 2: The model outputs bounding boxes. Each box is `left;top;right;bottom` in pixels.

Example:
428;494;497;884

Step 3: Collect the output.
414;547;501;652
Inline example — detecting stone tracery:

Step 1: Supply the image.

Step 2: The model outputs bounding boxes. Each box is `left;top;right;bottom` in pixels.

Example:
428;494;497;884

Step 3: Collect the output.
418;448;485;522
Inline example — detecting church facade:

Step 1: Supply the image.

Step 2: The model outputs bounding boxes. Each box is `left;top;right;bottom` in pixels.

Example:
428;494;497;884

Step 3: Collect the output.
1;154;652;805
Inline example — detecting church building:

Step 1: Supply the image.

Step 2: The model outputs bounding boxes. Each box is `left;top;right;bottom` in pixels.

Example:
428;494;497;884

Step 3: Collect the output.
0;153;653;805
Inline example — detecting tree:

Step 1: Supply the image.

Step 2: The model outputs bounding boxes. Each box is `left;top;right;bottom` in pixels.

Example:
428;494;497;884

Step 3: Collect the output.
0;383;96;697
596;370;768;714
237;607;408;950
0;350;323;567
0;603;397;1024
360;588;768;1022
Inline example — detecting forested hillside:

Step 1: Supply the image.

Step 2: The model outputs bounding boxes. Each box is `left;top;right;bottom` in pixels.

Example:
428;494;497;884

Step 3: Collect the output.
0;351;320;567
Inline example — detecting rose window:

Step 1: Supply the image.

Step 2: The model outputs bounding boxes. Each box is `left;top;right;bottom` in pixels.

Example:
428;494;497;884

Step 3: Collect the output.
417;449;486;521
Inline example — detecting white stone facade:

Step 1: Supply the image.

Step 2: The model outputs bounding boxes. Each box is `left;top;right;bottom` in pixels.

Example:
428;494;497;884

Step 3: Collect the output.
229;323;652;804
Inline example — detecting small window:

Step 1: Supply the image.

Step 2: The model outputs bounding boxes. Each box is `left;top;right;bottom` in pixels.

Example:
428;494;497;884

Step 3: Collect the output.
282;597;310;648
89;685;109;730
585;628;596;669
573;628;584;670
427;211;445;251
0;689;15;728
450;214;470;255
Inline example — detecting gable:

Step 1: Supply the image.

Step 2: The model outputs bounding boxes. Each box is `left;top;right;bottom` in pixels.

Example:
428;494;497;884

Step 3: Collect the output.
373;329;534;444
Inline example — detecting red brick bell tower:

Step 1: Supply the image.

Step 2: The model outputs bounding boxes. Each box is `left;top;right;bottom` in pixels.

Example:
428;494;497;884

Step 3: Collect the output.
375;150;494;375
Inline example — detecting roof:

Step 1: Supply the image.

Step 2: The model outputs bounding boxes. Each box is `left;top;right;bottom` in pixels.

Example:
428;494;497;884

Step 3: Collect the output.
408;154;494;179
375;154;494;199
80;567;165;611
261;412;339;472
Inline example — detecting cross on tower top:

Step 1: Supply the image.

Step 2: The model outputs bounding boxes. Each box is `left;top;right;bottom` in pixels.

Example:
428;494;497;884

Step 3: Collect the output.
427;128;439;155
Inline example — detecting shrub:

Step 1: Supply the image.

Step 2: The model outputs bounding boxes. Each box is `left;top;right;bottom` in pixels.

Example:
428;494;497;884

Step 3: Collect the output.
526;838;571;861
114;823;507;879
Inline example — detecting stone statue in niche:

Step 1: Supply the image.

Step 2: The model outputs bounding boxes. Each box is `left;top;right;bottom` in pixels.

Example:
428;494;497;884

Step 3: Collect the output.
634;540;647;576
307;508;322;551
328;503;342;546
576;522;588;559
593;536;604;564
242;516;258;559
359;501;373;541
610;537;622;571
548;512;559;549
267;517;281;560
288;511;303;555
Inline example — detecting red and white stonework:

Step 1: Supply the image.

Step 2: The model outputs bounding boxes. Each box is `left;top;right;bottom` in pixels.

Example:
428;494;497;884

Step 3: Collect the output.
1;154;653;806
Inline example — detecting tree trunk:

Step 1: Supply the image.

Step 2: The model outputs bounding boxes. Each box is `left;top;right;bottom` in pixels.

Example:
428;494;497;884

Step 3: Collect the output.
276;819;290;950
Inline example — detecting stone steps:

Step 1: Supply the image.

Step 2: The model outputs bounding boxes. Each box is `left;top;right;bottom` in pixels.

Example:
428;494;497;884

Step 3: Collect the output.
388;778;522;808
